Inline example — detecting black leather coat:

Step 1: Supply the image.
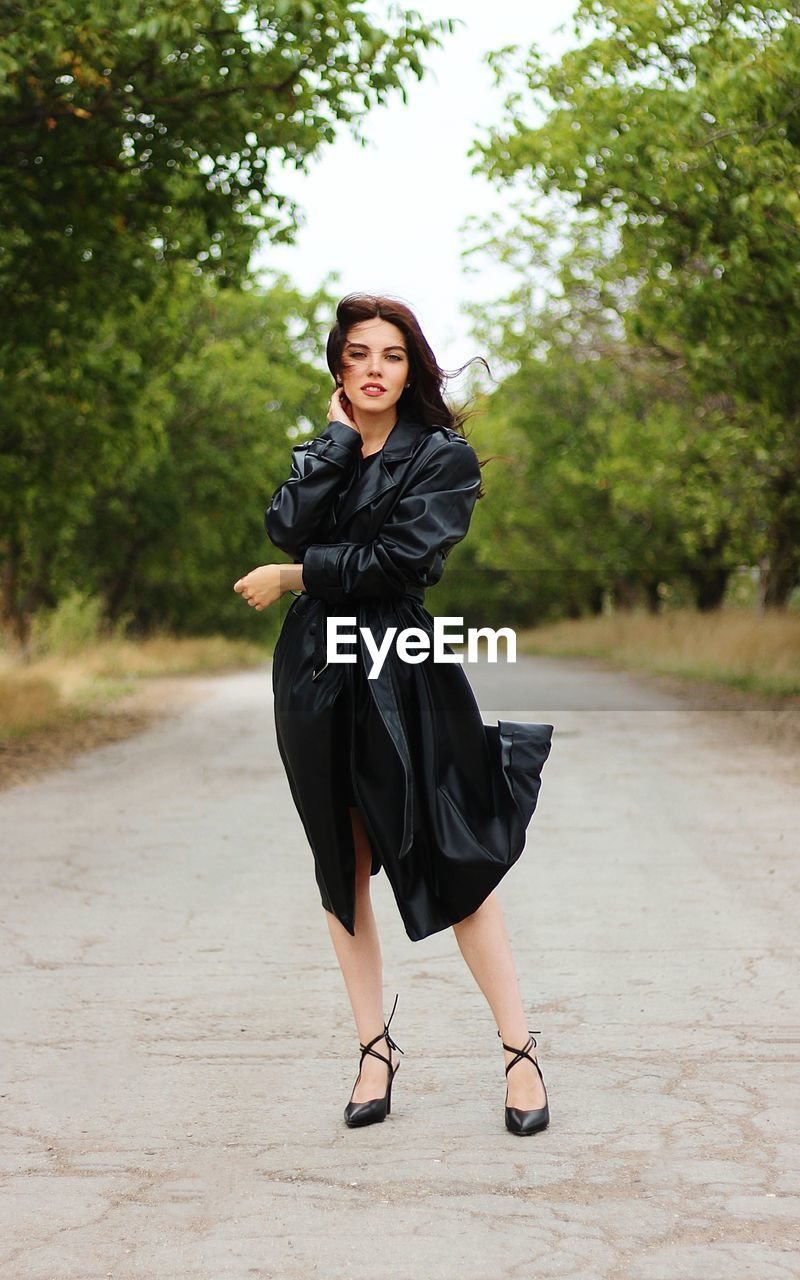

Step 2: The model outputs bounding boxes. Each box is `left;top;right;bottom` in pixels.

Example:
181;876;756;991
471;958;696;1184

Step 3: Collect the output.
265;409;553;942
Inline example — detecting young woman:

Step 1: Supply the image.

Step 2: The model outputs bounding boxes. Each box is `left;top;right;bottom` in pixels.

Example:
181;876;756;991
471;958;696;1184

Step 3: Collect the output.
234;294;554;1136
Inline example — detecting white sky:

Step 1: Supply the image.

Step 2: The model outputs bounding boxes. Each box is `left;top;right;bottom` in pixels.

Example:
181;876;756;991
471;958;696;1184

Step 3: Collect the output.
252;0;580;376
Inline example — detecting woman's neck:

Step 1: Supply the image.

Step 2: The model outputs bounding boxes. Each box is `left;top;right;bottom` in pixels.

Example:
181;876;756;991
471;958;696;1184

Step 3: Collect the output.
353;407;399;455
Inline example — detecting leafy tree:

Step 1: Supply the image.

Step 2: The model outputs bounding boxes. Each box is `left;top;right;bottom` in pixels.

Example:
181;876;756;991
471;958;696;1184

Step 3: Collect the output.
74;270;336;638
1;270;177;649
470;0;800;606
0;0;456;649
0;0;452;317
462;251;767;616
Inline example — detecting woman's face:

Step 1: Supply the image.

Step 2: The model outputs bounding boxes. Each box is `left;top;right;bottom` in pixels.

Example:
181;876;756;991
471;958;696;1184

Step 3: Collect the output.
338;317;409;415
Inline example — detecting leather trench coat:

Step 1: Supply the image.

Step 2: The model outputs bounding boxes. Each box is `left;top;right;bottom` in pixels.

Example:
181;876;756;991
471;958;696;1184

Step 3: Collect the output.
265;408;554;942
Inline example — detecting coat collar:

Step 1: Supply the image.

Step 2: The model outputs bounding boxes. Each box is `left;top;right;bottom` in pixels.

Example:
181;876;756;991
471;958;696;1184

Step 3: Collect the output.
333;409;428;529
379;408;426;461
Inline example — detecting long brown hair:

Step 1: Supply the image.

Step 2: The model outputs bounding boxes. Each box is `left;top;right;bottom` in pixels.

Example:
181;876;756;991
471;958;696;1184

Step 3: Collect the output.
326;293;492;496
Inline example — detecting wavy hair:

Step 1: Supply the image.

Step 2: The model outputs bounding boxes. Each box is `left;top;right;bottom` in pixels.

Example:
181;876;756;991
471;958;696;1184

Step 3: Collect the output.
325;292;493;498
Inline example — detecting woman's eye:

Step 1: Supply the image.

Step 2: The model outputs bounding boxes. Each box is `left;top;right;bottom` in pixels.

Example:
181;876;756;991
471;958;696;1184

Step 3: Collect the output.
348;352;404;361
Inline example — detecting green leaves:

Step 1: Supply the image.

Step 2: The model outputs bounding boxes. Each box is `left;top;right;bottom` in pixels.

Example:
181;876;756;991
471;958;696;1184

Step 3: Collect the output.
471;0;800;608
1;0;450;316
0;0;453;646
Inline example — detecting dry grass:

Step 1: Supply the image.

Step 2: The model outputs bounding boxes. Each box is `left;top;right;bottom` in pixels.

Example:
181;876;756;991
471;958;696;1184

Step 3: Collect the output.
0;634;269;738
519;606;800;696
0;673;64;734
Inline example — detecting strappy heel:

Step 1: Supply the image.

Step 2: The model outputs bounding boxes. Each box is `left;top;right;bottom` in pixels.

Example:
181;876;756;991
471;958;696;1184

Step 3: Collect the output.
344;992;404;1128
498;1028;550;1135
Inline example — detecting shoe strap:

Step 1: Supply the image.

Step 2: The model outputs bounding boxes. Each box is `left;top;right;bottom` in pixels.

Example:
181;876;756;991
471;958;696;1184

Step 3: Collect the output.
357;992;405;1069
357;1042;392;1072
498;1029;542;1077
383;990;405;1056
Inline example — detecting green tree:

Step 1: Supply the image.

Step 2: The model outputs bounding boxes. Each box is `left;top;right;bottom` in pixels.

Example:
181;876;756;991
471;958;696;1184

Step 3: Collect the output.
71;270;336;639
0;0;456;649
470;0;800;607
0;0;452;315
462;250;766;617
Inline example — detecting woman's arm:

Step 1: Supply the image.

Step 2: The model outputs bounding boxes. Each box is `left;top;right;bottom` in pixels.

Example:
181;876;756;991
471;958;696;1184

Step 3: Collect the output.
264;418;362;559
299;437;481;603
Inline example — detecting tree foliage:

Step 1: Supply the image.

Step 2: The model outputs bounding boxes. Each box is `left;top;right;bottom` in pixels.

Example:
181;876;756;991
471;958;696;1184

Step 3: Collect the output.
470;0;800;608
0;0;454;650
0;0;452;319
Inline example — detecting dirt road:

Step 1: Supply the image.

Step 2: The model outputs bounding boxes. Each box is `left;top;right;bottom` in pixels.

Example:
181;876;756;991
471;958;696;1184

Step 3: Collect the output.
1;656;798;1279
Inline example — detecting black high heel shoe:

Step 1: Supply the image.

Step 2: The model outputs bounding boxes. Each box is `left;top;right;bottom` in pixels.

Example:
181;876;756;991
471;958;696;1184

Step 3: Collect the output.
498;1028;550;1135
344;992;404;1128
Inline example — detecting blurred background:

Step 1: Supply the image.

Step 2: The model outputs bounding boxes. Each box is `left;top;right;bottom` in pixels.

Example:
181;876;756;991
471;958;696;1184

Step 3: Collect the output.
2;0;799;752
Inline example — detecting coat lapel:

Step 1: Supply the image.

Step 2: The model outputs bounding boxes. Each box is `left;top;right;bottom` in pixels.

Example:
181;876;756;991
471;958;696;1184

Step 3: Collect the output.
333;410;425;530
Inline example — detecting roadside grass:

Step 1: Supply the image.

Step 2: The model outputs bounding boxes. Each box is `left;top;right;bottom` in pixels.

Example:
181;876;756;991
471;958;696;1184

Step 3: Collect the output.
1;591;271;738
518;607;800;697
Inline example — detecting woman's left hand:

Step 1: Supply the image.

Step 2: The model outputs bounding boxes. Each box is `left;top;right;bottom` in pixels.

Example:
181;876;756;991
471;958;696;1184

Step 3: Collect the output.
233;564;285;611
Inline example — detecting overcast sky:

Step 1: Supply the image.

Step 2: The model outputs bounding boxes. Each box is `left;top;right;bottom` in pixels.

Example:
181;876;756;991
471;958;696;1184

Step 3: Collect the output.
252;0;579;378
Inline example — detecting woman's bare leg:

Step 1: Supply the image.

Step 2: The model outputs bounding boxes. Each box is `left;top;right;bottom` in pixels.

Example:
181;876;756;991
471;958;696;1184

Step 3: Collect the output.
452;889;547;1110
324;806;399;1103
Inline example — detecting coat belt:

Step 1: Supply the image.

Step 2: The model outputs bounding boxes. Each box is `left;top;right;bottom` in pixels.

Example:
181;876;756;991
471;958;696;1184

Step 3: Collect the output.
311;587;425;681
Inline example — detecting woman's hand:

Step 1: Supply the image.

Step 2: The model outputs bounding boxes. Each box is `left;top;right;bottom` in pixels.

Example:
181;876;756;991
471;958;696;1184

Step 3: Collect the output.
327;386;360;433
233;564;286;611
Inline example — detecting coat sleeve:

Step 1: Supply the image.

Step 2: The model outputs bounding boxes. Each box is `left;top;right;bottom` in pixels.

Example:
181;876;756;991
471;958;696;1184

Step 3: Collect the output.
264;419;362;559
300;438;482;603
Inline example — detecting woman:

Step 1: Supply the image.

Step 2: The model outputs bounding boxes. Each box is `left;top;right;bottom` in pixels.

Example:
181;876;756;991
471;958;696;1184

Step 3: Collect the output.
233;294;554;1136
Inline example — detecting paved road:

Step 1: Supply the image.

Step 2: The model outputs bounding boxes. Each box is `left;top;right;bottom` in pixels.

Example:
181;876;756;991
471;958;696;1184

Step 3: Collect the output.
1;656;798;1280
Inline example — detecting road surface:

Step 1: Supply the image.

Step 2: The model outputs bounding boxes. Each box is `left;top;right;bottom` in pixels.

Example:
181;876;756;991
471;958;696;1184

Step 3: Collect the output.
1;655;798;1279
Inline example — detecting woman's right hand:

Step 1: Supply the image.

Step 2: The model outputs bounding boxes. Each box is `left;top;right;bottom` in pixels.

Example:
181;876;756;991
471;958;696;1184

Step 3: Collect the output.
327;386;360;434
